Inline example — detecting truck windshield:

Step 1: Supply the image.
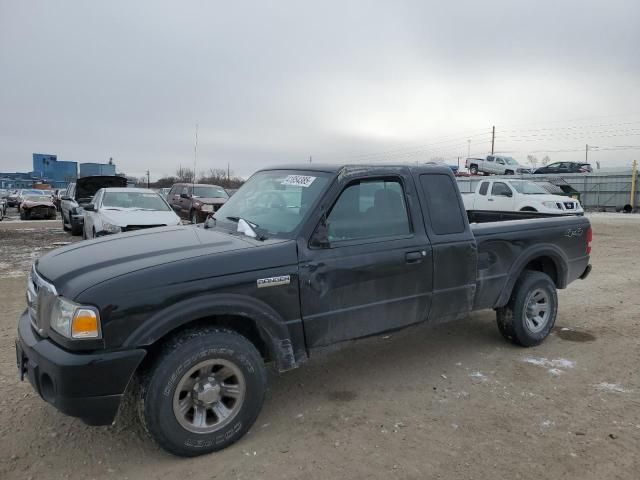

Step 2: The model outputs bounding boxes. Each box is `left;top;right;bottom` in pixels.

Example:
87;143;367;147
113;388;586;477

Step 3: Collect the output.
509;181;548;194
102;191;171;210
193;186;228;199
213;170;331;238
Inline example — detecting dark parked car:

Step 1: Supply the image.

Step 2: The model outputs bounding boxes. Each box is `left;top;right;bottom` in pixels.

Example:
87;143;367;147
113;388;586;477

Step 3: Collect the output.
533;162;592;174
16;164;592;457
61;176;128;235
167;183;229;223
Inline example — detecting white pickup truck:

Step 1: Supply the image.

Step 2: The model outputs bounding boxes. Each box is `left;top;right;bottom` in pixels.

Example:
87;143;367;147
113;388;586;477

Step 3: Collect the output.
462;178;584;214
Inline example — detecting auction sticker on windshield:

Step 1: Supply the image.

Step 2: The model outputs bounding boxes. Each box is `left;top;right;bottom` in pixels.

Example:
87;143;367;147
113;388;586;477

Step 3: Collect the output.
281;175;316;187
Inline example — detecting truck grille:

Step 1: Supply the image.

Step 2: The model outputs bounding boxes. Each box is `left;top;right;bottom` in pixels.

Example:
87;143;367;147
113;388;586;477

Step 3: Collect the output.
121;224;166;232
26;266;57;337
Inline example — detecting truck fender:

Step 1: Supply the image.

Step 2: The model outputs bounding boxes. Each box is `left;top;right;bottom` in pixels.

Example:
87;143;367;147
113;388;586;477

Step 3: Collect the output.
494;245;568;308
124;293;301;371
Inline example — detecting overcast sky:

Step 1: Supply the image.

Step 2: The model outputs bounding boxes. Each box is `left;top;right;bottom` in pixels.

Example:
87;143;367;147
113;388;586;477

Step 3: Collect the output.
1;0;639;179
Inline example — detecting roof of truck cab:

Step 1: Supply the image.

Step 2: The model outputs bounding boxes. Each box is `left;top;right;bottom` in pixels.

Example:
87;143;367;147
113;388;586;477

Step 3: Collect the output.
259;163;453;175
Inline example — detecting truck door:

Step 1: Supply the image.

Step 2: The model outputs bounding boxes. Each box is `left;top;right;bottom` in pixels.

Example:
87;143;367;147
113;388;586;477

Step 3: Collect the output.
472;181;492;210
416;173;477;320
485;156;496;174
298;173;433;348
488;181;516;211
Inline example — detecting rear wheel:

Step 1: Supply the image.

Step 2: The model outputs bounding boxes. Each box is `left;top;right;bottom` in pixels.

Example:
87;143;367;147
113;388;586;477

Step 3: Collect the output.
505;170;515;175
62;212;70;231
191;210;199;224
469;165;478;175
138;329;266;457
496;271;557;347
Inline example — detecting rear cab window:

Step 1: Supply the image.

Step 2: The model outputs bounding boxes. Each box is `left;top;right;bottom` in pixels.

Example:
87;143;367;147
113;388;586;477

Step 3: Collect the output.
419;174;465;235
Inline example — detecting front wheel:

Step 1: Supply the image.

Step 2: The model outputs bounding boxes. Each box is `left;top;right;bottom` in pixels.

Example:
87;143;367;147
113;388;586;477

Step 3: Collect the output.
138;329;267;457
191;210;199;224
496;271;557;347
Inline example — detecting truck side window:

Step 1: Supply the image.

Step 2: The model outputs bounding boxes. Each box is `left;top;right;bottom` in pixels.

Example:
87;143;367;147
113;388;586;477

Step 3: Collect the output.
478;182;489;196
487;156;494;162
419;174;465;234
326;178;410;242
491;182;511;196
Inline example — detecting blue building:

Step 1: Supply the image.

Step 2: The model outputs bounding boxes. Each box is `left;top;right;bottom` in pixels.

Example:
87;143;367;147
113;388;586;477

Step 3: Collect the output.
32;153;77;188
79;162;116;177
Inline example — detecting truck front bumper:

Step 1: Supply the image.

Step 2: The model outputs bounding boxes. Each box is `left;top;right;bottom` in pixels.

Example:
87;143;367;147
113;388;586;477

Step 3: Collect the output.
16;310;146;426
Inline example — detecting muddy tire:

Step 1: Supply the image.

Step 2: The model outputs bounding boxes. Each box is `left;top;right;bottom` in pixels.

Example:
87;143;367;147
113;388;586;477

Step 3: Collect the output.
470;165;478;175
138;329;266;457
62;213;70;231
496;271;557;347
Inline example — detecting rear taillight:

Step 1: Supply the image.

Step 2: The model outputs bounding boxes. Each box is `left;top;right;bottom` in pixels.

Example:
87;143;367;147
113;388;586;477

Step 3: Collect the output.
586;226;592;255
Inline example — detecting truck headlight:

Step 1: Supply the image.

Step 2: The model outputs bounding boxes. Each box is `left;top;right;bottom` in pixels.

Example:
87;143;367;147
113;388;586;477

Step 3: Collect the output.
542;201;562;210
102;221;121;233
50;297;101;339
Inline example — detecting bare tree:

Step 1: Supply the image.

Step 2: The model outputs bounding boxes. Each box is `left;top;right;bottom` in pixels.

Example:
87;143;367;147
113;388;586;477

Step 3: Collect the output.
526;155;538;168
541;155;551;166
175;167;195;183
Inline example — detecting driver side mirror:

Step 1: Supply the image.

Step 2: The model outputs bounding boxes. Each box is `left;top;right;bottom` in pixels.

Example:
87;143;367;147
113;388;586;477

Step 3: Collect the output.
309;215;331;249
502;191;513;198
84;204;95;211
180;193;190;199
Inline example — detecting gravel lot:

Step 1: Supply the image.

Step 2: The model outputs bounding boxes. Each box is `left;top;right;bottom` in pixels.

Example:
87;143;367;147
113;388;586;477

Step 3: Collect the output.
1;211;639;479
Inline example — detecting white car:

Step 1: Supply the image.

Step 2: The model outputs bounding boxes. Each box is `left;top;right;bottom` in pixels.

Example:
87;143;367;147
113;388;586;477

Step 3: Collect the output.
82;187;182;239
462;179;583;214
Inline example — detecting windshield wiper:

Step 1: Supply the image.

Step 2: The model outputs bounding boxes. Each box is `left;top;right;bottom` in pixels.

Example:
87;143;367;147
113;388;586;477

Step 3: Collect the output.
225;216;266;240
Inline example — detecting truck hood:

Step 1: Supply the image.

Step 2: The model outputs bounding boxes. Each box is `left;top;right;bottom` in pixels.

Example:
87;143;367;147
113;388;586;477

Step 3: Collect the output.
35;225;292;298
99;209;181;227
192;197;227;205
523;193;579;204
76;176;128;201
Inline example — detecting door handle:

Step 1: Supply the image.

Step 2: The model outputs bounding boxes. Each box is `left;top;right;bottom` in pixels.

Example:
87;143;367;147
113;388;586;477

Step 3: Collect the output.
300;262;319;272
488;198;494;201
405;251;425;263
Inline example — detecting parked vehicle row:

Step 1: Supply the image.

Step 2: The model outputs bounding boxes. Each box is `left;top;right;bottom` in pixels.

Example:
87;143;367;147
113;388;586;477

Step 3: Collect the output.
465;156;593;176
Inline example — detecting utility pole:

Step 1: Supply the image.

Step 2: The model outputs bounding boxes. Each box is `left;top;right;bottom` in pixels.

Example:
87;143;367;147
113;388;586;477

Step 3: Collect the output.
309;155;312;164
491;126;495;155
227;162;230;183
585;144;588;163
146;170;150;189
467;139;471;158
193;124;198;189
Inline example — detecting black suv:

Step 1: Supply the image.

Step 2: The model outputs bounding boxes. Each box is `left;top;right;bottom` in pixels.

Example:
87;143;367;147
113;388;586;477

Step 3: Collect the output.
533;162;592;174
167;183;228;223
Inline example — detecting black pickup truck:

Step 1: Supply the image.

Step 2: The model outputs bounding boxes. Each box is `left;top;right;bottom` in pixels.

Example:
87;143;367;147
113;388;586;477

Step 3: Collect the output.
16;164;592;456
